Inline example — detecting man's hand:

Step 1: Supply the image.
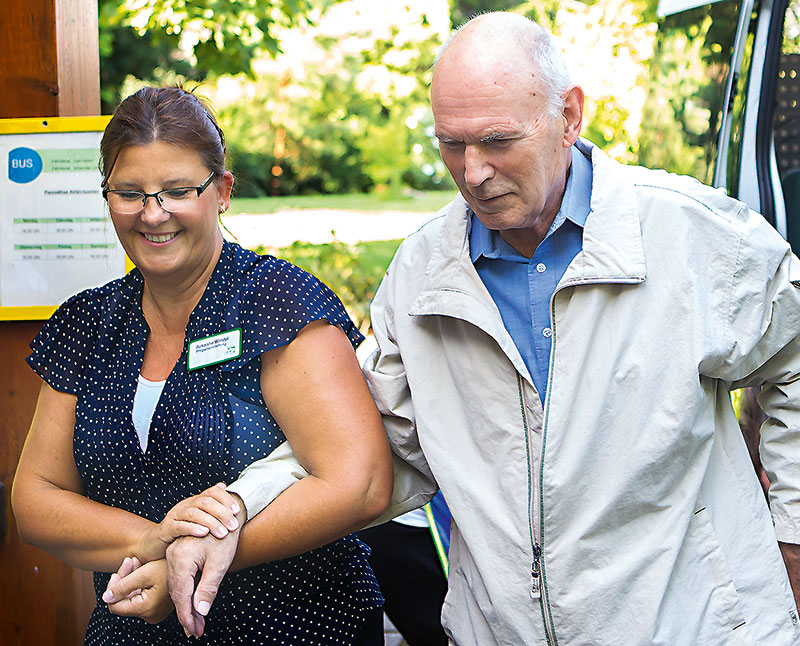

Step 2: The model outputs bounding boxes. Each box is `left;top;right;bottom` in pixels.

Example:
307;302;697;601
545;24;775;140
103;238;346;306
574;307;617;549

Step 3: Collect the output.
166;516;243;638
102;557;173;625
139;483;241;563
779;542;800;610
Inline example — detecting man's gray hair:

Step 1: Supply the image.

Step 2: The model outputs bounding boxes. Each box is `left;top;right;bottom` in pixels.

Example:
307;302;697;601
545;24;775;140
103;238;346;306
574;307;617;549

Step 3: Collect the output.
433;13;572;119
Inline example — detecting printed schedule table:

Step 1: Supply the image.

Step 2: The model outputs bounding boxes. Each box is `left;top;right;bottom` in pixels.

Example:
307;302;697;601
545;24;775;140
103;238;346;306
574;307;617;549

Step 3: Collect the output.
1;117;126;319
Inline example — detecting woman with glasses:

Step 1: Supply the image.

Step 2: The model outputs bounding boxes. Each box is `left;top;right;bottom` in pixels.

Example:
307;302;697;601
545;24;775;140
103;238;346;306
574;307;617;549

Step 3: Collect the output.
12;86;393;645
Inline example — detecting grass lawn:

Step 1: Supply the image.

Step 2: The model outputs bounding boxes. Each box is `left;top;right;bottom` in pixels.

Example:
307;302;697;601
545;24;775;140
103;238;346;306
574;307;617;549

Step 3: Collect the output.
228;190;454;215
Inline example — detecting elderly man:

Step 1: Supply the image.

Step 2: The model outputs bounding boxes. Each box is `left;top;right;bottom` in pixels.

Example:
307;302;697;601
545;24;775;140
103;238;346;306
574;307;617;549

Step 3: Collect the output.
126;12;800;645
355;13;800;644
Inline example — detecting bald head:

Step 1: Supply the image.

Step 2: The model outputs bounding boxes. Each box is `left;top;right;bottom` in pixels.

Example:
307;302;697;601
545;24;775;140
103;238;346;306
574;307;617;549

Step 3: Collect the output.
433;12;571;118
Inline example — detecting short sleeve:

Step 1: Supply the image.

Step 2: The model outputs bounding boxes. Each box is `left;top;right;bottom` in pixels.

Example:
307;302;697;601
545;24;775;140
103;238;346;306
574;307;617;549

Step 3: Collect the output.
220;256;364;372
26;290;101;395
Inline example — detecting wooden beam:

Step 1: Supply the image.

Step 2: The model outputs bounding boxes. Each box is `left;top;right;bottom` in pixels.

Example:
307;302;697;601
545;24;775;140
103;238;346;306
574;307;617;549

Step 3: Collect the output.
0;0;100;119
55;0;101;116
0;0;59;117
0;1;100;643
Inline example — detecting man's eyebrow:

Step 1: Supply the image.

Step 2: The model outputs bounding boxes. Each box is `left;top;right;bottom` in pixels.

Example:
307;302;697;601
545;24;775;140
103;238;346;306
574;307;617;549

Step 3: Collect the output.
480;132;510;143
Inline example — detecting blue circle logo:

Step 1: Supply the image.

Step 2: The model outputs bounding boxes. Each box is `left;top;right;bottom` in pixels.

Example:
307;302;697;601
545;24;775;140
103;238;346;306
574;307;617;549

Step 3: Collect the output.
8;147;43;183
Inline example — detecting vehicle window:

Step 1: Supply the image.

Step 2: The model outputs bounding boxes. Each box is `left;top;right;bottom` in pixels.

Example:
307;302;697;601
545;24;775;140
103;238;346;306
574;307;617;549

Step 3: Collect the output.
638;0;743;183
775;0;800;250
723;3;758;198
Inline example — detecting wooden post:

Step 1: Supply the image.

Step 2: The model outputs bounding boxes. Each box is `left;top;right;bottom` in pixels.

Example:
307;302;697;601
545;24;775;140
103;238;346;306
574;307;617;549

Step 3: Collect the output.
0;1;99;644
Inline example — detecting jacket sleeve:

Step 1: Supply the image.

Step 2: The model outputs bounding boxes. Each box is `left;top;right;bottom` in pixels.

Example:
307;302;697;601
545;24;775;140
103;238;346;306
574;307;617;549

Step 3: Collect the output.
708;211;800;544
362;266;439;517
227;441;436;525
226;442;309;521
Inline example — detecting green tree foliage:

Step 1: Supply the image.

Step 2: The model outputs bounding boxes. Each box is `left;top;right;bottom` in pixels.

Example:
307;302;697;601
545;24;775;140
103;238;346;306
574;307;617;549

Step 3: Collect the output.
98;0;338;111
516;0;563;31
582;95;635;156
637;1;740;181
219;21;452;197
450;0;515;28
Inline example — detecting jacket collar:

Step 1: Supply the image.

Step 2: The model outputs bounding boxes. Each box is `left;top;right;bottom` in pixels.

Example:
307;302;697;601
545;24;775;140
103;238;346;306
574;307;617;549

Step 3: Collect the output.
408;202;535;383
563;139;646;286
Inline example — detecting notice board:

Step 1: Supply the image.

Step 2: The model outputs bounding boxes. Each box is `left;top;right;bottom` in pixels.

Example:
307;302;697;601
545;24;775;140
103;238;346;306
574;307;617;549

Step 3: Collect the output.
0;116;127;320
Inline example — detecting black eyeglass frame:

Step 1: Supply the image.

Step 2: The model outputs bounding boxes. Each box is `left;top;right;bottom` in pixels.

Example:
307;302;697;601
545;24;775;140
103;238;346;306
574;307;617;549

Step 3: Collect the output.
102;171;218;213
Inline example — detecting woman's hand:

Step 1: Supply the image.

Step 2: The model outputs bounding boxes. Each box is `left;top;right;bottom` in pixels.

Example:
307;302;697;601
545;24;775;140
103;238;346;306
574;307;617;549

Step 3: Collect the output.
138;483;241;563
103;557;173;625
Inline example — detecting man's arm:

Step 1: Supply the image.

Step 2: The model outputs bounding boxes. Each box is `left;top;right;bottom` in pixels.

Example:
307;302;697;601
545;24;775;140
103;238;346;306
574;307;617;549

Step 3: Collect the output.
710;219;800;604
780;542;800;610
228;442;436;527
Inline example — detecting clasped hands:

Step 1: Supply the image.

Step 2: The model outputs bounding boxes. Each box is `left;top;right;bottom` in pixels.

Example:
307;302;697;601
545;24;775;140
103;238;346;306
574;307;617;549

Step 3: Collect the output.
101;483;245;638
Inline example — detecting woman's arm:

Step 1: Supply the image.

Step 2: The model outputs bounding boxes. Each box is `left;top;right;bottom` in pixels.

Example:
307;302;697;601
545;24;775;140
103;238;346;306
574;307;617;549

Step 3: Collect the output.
12;383;242;572
238;320;394;558
167;320;393;635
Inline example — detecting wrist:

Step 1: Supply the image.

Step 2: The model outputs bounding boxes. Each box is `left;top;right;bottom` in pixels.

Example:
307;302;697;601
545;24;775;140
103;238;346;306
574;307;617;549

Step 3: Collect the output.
137;521;167;563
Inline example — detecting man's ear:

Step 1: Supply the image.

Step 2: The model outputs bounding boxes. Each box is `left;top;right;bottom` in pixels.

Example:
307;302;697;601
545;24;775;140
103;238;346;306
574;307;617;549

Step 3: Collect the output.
561;85;584;147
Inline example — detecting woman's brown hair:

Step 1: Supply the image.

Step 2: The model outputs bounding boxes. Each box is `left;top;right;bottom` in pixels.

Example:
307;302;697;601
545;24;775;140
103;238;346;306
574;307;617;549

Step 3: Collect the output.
100;86;226;184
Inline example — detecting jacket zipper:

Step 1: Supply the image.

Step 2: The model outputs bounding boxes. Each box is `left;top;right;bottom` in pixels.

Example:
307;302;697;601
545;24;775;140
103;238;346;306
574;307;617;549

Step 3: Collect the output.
529;276;641;643
518;374;557;645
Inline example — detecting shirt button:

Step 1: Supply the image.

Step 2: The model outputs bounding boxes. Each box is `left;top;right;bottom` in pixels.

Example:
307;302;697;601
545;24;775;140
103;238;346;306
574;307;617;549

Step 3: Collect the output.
542;327;552;338
536;263;546;273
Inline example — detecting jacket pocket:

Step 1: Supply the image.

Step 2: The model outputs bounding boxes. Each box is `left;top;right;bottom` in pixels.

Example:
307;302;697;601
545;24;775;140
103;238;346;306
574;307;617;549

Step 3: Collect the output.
655;500;755;645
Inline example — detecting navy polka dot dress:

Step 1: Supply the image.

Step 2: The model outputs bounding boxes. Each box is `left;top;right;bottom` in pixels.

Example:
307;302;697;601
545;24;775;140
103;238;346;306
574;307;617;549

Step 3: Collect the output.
27;240;383;645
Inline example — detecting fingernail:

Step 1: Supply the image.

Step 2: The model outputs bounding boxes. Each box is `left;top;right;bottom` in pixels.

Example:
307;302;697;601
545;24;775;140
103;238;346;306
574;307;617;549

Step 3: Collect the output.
102;589;114;603
228;518;239;531
214;525;228;538
216;482;226;489
184;627;191;638
231;502;240;514
197;601;211;616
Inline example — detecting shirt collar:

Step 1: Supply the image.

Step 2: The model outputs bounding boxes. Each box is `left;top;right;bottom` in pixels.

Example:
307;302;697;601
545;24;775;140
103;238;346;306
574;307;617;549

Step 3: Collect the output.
470;145;593;262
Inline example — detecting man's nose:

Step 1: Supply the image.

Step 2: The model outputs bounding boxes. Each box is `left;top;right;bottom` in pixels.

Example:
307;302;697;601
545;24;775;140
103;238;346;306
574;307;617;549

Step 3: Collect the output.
139;195;170;226
463;144;493;188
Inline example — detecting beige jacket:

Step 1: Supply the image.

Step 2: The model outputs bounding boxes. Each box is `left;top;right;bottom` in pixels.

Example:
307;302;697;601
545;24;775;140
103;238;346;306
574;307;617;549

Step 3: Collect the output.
362;143;800;645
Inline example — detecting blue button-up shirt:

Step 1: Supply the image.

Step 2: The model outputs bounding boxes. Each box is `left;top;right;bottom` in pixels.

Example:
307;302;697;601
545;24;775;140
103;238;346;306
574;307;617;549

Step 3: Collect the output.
470;145;593;404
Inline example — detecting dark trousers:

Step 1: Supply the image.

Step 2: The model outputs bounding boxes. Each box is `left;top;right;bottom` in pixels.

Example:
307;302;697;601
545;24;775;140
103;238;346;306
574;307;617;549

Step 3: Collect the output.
359;521;448;646
354;605;386;646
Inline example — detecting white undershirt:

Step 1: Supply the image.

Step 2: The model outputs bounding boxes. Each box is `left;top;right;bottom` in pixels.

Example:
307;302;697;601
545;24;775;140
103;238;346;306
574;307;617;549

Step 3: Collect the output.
393;507;429;528
132;374;166;452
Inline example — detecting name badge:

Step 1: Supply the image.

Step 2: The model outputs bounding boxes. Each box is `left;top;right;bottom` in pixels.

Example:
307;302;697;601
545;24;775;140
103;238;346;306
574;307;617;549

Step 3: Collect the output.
187;328;242;371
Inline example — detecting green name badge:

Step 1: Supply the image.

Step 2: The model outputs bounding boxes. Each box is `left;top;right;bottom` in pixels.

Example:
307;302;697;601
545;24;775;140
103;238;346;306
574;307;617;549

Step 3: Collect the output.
187;328;243;371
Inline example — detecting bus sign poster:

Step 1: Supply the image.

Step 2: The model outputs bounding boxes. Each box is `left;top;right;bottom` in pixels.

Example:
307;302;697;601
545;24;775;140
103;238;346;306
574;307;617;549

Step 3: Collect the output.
0;116;126;320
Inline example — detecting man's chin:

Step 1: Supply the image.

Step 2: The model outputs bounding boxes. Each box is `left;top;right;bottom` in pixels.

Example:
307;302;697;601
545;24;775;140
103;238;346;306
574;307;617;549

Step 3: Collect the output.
467;193;512;215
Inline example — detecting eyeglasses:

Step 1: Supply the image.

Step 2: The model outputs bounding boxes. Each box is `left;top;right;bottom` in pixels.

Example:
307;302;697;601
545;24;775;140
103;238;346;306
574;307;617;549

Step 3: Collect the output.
103;172;217;215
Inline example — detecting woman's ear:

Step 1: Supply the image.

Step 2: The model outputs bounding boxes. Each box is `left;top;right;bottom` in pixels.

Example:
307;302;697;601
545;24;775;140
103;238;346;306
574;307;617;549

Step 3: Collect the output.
217;171;234;213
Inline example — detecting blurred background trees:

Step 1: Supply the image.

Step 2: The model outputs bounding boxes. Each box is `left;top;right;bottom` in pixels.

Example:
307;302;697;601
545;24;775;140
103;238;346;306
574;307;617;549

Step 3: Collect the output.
97;0;680;199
